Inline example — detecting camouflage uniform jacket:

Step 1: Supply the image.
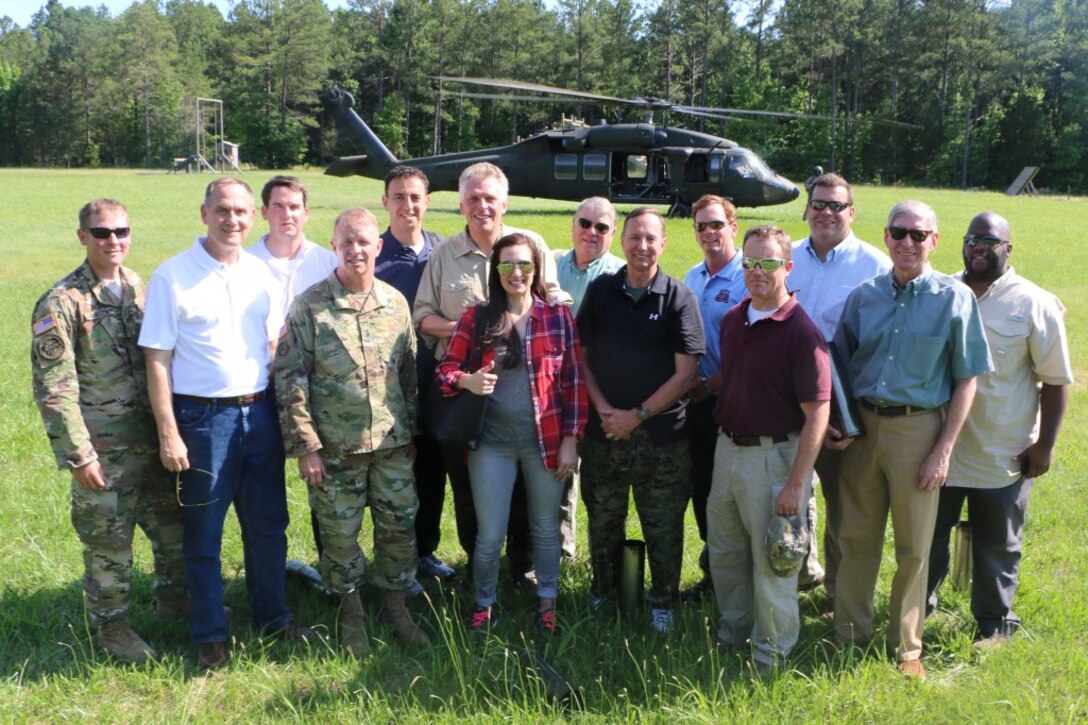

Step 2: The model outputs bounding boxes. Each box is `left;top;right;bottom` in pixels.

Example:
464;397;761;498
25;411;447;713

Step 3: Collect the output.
275;273;418;458
31;260;154;470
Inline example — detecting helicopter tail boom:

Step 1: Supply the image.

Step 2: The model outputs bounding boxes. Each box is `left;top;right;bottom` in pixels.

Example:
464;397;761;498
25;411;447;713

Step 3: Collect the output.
321;86;398;177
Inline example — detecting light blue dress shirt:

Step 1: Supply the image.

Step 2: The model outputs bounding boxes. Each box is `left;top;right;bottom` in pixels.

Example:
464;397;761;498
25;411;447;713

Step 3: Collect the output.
834;269;994;409
556;249;625;316
788;233;891;340
683;251;748;378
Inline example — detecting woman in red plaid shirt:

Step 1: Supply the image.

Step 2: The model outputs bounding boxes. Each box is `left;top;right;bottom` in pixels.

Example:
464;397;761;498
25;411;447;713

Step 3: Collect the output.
437;233;587;634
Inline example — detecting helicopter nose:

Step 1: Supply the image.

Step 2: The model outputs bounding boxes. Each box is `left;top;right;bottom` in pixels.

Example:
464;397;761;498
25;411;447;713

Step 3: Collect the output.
764;175;800;205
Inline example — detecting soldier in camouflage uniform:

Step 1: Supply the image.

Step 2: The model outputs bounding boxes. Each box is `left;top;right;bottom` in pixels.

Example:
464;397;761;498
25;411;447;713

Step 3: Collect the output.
30;198;186;663
274;208;426;658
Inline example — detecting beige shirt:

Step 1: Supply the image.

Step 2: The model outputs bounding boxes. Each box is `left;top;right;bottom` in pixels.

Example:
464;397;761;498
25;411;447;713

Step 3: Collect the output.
411;224;569;358
947;268;1073;489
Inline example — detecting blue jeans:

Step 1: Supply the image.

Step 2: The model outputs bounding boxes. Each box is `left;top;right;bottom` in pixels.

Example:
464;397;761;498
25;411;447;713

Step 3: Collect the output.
174;395;292;643
468;442;564;607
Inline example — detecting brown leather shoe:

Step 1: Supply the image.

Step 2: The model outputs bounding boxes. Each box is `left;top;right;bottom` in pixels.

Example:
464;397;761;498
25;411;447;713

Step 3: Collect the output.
197;641;229;670
897;658;926;680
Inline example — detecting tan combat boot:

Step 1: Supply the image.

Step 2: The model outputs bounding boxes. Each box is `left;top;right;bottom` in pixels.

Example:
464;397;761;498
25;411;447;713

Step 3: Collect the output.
339;590;370;659
95;617;157;663
380;589;430;646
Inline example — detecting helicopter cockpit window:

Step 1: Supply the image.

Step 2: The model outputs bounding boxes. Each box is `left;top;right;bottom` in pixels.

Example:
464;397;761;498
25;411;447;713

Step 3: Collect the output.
583;153;607;181
555;153;578;180
627;155;648;179
709;154;722;184
729;149;772;180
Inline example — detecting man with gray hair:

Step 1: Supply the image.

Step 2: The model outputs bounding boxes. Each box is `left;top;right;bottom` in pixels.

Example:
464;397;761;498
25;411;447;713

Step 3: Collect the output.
926;212;1072;649
413;162;569;587
556;197;624;315
829;200;993;680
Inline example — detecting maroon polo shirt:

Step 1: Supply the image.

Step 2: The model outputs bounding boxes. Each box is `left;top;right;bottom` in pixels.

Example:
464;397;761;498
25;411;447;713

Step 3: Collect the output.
714;294;831;437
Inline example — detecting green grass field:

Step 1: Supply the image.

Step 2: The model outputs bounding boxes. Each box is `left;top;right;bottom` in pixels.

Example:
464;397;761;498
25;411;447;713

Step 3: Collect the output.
1;169;1086;721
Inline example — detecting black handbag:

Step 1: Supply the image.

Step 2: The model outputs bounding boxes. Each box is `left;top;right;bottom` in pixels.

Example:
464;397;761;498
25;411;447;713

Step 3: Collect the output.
425;310;489;450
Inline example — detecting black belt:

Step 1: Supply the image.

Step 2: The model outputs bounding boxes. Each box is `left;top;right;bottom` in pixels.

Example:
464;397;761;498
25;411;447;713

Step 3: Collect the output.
859;398;932;418
175;390;268;406
721;431;789;447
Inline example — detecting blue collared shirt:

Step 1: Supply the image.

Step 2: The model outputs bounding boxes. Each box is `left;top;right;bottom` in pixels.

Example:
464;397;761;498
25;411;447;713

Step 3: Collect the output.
834;269;994;409
788;233;891;341
683;251;748;378
556;249;625;316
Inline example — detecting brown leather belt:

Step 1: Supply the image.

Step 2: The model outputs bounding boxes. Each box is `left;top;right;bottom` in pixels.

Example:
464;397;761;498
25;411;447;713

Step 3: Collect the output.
721;431;789;447
859;398;932;417
175;390;268;406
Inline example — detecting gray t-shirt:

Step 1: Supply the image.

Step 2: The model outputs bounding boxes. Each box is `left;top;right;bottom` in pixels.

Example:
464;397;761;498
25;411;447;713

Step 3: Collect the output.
482;339;537;446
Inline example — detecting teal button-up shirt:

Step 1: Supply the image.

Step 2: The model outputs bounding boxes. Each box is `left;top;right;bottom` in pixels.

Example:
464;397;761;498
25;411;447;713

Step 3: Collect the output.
556;249;625;316
833;269;993;409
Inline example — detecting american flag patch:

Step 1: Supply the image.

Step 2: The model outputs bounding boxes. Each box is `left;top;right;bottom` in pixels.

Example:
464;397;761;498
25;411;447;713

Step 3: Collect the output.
32;314;56;336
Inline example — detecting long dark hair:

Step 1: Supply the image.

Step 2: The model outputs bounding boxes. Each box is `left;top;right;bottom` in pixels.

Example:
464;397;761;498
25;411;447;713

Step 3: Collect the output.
476;233;547;369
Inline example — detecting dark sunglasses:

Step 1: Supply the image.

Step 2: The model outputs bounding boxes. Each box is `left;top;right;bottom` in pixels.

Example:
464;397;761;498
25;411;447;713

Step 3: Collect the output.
577;217;611;235
496;260;535;276
963;233;1007;248
808;200;851;212
888;226;933;243
742;257;788;272
695;220;729;233
85;226;131;239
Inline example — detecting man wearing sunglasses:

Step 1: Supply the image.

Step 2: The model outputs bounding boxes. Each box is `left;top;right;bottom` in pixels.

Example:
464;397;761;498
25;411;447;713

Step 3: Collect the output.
788;173;891;604
926;212;1071;650
141;179;312;670
31;199;186;664
555;197;625;316
708;225;830;674
679;194;748;603
553;197;625;560
830;200;992;680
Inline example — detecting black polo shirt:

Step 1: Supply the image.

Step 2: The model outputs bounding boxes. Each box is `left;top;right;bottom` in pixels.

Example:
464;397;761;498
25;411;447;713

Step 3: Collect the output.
577;266;705;444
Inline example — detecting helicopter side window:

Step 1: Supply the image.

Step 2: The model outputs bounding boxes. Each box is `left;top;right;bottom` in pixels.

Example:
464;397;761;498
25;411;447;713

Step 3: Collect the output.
709;154;722;184
728;150;771;180
627;155;648;180
583;153;607;181
555;154;578;180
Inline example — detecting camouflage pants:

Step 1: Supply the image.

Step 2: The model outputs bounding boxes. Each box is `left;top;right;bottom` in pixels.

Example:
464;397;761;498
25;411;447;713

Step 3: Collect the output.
69;447;186;622
579;430;691;608
310;446;419;594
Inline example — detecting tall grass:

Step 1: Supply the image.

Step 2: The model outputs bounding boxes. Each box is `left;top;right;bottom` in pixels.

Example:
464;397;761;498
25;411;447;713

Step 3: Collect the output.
1;169;1085;721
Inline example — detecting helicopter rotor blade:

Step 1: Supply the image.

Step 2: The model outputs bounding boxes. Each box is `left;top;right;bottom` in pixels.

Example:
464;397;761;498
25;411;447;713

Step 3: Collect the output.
673;108;751;124
449;91;584;104
436;76;635;106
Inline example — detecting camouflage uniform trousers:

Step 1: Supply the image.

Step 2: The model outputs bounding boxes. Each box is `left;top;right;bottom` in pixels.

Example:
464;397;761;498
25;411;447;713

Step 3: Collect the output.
70;446;186;623
310;445;420;595
579;428;692;608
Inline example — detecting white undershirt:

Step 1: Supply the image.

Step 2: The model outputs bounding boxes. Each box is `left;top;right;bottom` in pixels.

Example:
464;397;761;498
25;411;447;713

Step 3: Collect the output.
747;304;780;324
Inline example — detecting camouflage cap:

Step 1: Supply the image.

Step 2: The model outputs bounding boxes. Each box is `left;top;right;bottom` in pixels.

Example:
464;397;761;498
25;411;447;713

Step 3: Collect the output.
766;514;809;578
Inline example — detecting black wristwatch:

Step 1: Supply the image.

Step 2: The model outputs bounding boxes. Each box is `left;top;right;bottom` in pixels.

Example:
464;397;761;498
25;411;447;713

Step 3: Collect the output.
636;403;650;422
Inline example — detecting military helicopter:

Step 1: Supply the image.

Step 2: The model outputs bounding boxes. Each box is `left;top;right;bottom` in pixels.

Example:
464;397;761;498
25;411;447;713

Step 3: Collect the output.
323;78;838;215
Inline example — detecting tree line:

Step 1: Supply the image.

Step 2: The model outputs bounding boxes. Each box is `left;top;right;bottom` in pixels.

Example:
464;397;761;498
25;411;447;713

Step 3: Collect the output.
1;0;1086;193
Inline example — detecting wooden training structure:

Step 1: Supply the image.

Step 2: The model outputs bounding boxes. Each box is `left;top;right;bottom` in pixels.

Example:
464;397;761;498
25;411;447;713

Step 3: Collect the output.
1005;166;1040;196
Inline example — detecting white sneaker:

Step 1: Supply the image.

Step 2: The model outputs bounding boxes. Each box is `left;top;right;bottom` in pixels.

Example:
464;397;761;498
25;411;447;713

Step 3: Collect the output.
650;607;674;633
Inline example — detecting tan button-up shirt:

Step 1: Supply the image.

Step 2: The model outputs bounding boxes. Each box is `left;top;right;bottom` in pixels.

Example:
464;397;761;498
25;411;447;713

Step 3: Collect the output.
411;224;569;358
947;267;1073;489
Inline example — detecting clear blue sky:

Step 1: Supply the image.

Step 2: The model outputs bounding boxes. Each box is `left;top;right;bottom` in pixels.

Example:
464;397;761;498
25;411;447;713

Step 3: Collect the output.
3;0;352;28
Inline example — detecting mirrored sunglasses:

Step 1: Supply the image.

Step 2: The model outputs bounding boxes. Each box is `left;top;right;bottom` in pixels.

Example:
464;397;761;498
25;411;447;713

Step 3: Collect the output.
742;257;788;272
695;220;729;233
496;260;535;276
808;200;851;212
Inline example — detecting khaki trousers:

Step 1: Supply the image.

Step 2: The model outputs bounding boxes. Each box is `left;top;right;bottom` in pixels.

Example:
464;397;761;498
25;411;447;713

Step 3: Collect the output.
834;406;942;662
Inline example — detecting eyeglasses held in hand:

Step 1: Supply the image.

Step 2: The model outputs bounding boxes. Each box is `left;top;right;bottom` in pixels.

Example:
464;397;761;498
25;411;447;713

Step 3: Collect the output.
85;227;131;239
175;467;219;508
888;226;933;243
576;217;611;235
496;260;535;276
742;257;788;272
808;200;851;212
963;233;1007;248
695;220;729;233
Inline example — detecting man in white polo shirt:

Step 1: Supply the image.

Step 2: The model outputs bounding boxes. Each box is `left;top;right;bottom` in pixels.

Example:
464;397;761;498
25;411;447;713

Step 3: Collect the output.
141;178;311;671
